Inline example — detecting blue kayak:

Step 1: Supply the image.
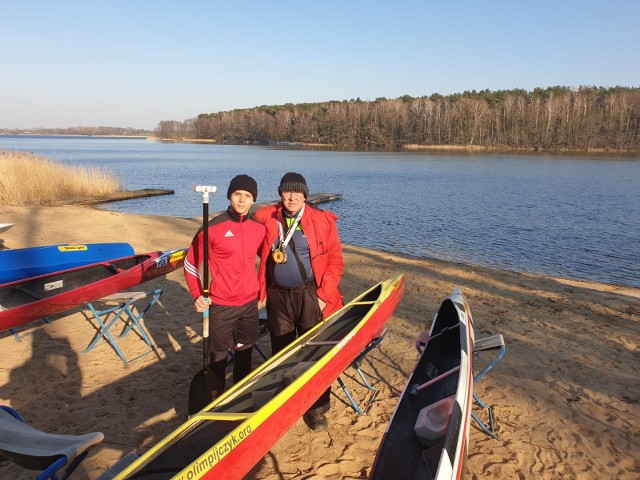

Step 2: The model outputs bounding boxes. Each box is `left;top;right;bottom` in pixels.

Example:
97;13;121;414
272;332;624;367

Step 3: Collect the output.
0;243;135;284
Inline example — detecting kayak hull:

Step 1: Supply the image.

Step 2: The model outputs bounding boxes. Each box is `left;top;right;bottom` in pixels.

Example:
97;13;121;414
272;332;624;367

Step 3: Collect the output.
0;249;187;332
369;287;475;480
113;275;405;480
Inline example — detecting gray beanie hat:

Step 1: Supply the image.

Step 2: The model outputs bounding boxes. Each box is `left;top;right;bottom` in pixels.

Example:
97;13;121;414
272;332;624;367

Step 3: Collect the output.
278;172;309;198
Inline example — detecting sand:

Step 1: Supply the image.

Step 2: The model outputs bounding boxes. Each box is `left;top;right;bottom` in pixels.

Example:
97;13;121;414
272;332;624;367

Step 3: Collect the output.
0;204;638;479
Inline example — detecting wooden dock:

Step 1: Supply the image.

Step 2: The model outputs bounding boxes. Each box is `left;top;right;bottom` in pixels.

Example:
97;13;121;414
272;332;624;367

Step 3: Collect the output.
61;189;175;206
67;189;342;216
306;193;343;205
250;192;342;213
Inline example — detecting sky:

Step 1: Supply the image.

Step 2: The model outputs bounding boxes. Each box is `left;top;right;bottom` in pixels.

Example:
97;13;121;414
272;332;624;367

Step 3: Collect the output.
1;0;639;131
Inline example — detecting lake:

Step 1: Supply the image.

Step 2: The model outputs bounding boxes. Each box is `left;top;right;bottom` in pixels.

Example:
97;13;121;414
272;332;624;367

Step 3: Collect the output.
1;135;639;288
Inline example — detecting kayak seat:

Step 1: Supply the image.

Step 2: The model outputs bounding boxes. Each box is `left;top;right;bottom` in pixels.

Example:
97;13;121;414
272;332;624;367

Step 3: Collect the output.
251;387;280;410
106;262;126;273
472;334;506;440
283;361;315;386
84;289;163;367
337;327;388;415
0;405;103;480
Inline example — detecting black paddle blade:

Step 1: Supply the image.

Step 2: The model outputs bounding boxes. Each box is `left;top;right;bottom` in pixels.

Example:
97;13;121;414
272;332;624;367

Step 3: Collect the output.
188;369;222;415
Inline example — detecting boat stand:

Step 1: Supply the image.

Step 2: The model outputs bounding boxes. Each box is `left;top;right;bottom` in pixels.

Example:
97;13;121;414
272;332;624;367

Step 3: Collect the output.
8;317;51;342
472;333;506;439
84;289;163;367
5;284;51;342
338;327;388;415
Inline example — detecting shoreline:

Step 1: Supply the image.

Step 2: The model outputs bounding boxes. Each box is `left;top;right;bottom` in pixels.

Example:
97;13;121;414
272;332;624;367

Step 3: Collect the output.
0;204;638;479
3;133;639;155
344;243;640;299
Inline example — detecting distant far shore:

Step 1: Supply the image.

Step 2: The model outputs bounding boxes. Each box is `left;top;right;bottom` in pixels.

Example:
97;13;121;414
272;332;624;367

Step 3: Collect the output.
2;133;638;154
0;132;151;139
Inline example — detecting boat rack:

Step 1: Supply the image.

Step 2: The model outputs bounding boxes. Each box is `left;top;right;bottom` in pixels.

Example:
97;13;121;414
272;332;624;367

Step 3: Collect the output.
472;334;506;440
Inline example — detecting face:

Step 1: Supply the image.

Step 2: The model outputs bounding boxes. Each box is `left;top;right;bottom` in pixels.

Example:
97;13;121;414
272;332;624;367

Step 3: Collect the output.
229;190;254;216
280;190;305;214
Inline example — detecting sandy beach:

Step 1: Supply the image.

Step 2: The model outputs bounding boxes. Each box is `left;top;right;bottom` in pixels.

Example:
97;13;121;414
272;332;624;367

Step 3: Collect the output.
0;204;638;479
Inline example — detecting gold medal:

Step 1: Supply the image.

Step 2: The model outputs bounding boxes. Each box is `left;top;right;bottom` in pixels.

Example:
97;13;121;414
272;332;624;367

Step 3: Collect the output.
272;249;287;264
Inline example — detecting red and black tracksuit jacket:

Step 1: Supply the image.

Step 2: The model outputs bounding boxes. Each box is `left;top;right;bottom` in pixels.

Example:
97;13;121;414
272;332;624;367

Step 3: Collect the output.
184;207;265;306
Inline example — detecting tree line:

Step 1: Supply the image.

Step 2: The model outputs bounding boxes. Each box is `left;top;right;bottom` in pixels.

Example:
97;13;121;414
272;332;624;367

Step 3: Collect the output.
155;86;640;152
0;126;152;136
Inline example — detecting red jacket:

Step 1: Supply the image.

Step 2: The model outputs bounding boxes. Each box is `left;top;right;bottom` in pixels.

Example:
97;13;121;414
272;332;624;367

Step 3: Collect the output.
184;208;265;306
256;202;344;318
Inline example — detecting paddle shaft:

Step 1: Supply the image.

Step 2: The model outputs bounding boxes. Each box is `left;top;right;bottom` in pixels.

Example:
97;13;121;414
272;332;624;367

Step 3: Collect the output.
202;198;209;372
197;186;217;373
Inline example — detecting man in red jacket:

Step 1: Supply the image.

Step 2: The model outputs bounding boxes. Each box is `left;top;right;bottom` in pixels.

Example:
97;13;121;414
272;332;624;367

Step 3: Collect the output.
184;174;265;398
256;172;344;430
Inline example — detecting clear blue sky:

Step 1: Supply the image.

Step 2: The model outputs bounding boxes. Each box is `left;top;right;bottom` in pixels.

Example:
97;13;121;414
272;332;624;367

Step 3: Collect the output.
1;0;638;130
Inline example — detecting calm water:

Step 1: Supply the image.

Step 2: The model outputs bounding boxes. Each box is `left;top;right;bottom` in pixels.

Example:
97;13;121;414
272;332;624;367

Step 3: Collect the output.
2;135;639;288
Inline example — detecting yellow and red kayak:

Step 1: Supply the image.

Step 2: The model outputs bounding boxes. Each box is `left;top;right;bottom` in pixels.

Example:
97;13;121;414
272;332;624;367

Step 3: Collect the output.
113;274;405;480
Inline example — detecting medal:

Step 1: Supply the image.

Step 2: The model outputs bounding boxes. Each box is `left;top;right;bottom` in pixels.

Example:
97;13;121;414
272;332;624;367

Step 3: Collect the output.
272;249;287;264
273;204;304;266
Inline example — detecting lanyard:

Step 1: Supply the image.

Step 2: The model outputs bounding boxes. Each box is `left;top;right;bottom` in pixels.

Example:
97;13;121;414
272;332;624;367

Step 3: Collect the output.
276;204;305;251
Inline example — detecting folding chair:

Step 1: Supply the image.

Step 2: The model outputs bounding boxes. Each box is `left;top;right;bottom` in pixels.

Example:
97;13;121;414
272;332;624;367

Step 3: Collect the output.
338;327;389;415
0;405;103;480
84;289;163;367
472;334;506;439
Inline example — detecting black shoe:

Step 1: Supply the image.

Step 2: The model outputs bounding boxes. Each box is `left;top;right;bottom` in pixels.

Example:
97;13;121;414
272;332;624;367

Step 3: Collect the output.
303;410;328;431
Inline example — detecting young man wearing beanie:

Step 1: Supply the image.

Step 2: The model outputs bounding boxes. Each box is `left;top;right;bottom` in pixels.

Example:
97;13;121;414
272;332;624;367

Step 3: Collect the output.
256;172;344;430
184;174;265;399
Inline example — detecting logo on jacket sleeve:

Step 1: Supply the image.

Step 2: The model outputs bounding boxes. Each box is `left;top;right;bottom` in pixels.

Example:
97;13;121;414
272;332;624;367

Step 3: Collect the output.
224;230;235;238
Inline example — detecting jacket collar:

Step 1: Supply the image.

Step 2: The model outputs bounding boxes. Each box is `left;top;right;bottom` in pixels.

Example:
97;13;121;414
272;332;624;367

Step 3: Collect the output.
227;206;246;222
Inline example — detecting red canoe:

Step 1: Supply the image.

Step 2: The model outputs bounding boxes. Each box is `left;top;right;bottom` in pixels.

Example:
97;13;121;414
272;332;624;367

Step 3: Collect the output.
0;249;187;333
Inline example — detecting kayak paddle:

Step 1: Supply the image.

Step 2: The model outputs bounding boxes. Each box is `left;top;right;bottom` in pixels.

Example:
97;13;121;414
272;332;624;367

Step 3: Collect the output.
188;185;222;415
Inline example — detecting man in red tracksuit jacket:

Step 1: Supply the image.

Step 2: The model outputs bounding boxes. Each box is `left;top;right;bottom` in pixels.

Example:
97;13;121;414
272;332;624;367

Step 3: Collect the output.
256;172;344;430
184;174;265;398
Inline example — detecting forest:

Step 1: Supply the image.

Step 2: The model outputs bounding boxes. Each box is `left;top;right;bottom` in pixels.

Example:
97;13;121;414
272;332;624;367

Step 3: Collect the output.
155;86;640;152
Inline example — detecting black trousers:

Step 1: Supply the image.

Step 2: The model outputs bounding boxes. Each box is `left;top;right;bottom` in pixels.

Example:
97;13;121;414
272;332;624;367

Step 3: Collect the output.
267;282;330;413
207;299;259;394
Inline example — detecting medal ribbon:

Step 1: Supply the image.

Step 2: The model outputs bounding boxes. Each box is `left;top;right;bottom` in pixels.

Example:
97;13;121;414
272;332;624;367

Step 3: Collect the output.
276;204;305;251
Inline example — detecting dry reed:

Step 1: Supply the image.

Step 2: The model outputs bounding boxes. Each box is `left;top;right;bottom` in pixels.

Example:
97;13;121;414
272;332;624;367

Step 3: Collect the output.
0;149;122;205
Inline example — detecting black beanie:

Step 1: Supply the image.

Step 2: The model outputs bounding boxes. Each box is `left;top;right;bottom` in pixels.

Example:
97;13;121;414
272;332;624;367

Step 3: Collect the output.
278;172;309;198
227;174;258;201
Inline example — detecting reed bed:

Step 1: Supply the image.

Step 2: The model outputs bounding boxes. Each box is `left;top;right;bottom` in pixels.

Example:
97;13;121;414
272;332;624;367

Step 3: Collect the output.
0;149;122;205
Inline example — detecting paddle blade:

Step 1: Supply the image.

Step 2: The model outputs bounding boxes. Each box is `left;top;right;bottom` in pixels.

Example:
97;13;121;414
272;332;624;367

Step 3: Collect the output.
188;369;222;415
